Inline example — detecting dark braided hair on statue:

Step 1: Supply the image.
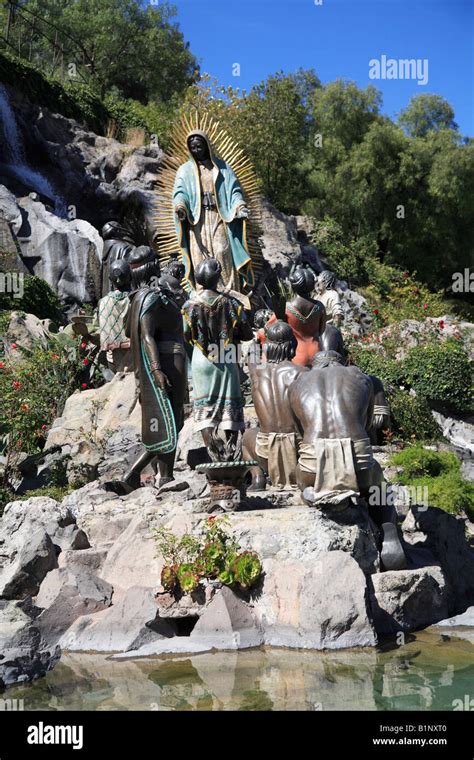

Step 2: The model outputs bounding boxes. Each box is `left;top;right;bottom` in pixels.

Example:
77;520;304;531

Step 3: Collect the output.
195;258;222;290
163;259;185;282
109;259;131;290
319;270;337;289
289;266;315;296
312;350;344;368
265;320;297;364
254;309;272;330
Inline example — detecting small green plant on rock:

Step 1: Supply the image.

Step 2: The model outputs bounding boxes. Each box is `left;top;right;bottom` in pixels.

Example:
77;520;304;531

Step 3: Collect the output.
154;517;263;595
231;551;263;589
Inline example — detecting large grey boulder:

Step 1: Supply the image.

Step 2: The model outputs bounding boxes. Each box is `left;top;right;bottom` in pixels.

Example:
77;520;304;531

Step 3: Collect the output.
0;530;56;600
0;599;60;688
369;566;449;633
190;586;263;650
45;372;141;485
260;200;309;270
59;586;173;653
34;566;113;647
432;411;474;458
402;505;474;612
13;194;102;305
3;312;53;355
0;497;80;557
257;551;377;649
0;497;88;599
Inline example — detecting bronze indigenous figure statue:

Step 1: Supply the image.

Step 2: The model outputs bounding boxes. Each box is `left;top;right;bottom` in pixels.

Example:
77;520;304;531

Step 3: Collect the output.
317;270;343;328
182;258;253;449
96;259;132;374
289;350;406;570
263;267;326;367
71;260;132;375
243;320;306;490
100;221;137;297
104;247;186;493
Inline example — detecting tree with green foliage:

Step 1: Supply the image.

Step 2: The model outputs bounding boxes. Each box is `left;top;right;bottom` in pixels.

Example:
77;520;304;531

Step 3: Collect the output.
398;94;458;138
301;81;473;290
1;0;198;102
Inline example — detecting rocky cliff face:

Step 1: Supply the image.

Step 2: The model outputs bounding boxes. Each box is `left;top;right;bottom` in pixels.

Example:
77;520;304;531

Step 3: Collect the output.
0;185;102;306
0;84;333;309
0;84;162;230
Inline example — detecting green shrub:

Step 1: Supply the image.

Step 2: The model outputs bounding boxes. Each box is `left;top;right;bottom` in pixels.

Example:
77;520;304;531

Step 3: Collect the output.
0;332;100;488
311;217;377;287
389;446;474;519
391;446;459;480
406;473;474;520
361;261;446;325
0;311;11;337
0;276;63;323
403;340;473;413
388;390;442;442
0;486;13;517
348;347;405;389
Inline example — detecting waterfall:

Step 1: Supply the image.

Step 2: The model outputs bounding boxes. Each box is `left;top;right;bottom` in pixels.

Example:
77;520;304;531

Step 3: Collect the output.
0;84;66;216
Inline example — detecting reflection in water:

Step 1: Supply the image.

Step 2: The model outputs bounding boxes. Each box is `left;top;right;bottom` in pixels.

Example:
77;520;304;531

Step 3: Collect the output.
4;629;474;712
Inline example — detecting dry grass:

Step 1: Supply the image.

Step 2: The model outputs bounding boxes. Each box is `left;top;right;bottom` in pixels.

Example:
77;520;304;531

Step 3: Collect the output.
123;127;146;147
105;119;120;140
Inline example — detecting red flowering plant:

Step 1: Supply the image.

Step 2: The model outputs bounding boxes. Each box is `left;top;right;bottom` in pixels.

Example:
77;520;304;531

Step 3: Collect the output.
361;261;445;327
154;517;263;595
0;330;99;497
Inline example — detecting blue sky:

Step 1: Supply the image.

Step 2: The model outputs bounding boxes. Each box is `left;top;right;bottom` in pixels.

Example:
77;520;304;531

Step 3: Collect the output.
170;0;473;136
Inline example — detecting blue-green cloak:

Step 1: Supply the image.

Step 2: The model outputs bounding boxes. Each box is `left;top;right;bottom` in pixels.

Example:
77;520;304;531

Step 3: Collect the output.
172;129;254;292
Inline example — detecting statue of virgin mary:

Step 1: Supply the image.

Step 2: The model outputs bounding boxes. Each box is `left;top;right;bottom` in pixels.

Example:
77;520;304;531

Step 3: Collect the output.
172;129;254;293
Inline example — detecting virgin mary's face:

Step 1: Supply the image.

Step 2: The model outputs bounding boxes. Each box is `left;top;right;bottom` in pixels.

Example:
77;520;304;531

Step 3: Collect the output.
188;135;209;162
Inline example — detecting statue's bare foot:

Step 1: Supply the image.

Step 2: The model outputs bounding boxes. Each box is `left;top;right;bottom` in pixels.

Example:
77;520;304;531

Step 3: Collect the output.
380;522;407;571
302;487;351;512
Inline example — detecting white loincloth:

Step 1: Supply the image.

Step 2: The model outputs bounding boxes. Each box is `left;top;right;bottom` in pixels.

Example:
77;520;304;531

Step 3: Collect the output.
298;437;375;504
256;431;300;490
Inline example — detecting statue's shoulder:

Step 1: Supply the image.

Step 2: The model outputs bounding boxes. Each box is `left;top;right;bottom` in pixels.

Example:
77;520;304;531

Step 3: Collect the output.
175;160;194;178
214;155;235;176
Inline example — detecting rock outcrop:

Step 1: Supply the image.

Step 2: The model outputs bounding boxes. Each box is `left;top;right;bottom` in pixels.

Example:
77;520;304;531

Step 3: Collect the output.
1;473;473;688
0;185;103;306
0;599;60;688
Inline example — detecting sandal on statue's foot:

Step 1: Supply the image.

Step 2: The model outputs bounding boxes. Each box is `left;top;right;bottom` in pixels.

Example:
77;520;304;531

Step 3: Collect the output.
102;480;135;496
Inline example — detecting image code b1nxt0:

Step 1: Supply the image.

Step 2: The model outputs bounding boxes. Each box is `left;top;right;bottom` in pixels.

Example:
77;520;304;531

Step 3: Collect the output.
0;0;473;755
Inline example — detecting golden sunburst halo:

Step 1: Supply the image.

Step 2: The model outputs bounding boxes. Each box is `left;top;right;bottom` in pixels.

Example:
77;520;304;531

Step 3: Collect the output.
154;110;265;283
